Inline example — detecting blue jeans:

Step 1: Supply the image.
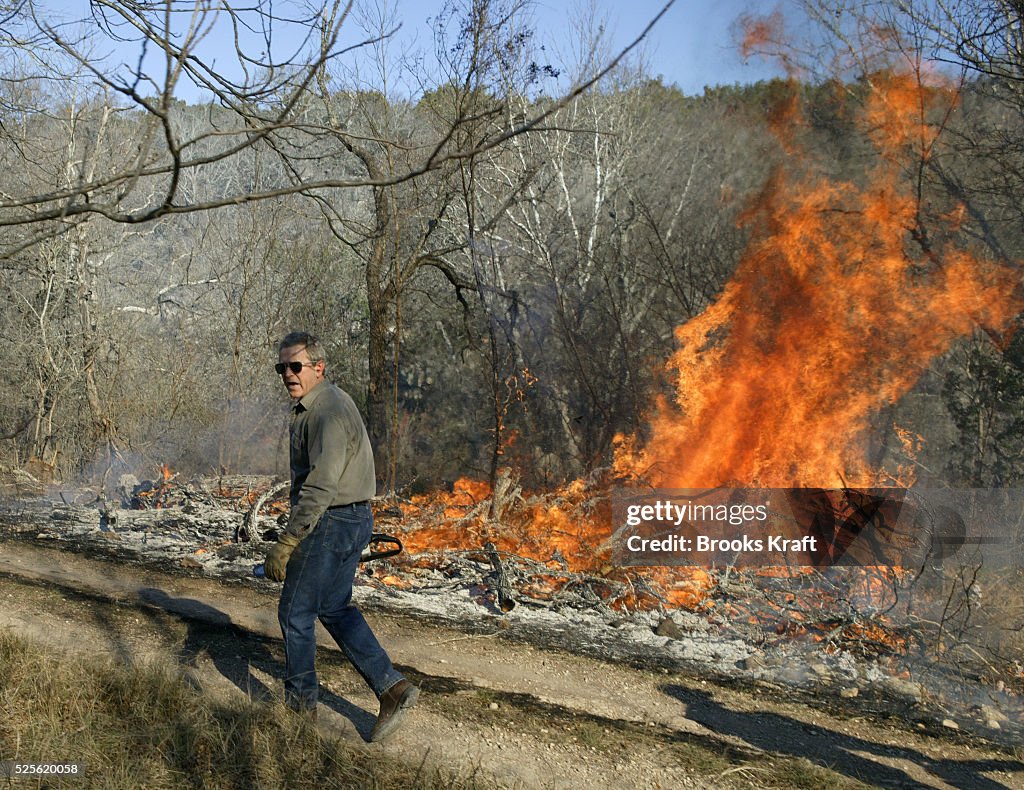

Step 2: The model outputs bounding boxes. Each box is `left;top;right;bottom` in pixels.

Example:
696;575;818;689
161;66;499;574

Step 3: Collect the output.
277;503;404;709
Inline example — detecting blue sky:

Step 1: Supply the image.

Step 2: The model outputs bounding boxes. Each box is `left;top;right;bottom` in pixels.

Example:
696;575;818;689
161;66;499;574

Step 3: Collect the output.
482;0;785;93
356;0;788;94
49;0;790;99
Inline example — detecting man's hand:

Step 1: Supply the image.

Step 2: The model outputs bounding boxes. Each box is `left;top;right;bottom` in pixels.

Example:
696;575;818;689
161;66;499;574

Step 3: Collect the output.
265;532;302;582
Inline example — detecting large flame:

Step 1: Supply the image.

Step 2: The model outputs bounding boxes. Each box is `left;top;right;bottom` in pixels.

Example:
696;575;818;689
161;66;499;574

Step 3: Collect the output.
381;71;1020;627
615;74;1020;489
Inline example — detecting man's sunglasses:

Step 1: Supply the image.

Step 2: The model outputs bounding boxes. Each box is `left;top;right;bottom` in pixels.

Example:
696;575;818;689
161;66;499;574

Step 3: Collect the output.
275;361;314;375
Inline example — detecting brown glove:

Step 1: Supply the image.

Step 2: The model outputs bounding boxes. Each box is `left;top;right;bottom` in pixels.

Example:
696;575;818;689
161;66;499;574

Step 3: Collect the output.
265;531;302;582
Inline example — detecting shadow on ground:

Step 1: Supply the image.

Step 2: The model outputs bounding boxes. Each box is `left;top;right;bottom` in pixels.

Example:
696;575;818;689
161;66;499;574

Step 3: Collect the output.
663;684;1024;789
138;588;385;739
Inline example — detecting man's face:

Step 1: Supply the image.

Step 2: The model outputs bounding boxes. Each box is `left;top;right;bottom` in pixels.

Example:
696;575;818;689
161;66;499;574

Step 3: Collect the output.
278;345;325;400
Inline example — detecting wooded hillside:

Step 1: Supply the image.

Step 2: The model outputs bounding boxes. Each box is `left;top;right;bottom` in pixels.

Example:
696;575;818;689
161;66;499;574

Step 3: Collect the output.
2;0;1023;493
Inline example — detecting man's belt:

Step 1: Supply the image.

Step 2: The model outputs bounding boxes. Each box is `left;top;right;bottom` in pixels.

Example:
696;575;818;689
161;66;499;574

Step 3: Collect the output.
328;500;370;509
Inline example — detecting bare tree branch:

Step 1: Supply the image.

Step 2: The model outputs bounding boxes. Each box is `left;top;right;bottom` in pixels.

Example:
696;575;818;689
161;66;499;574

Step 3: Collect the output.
0;0;676;252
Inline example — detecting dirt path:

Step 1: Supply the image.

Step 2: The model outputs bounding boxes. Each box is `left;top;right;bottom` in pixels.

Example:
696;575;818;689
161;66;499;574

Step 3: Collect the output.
1;539;1021;789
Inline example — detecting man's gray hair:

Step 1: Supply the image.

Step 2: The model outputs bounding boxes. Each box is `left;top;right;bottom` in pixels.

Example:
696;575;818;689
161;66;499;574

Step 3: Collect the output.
279;331;325;364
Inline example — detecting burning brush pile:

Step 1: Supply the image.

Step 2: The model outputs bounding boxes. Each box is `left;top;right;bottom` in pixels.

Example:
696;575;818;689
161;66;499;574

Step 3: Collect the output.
376;65;1024;737
375;476;1024;735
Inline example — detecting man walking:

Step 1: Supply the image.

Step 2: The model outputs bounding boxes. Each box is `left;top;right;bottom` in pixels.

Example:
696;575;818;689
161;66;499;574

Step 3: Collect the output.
265;331;418;741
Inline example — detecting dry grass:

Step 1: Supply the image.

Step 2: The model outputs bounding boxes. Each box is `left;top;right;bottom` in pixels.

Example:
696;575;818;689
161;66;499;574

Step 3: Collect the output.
0;631;486;789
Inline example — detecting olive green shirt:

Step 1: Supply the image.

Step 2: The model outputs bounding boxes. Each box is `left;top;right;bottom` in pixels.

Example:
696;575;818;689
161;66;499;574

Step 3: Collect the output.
287;380;376;539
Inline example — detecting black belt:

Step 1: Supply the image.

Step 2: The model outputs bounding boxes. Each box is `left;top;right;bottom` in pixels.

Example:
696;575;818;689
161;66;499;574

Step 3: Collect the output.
327;500;369;510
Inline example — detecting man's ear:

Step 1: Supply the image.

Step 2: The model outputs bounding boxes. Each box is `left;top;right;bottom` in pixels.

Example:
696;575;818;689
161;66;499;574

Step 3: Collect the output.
315;360;326;376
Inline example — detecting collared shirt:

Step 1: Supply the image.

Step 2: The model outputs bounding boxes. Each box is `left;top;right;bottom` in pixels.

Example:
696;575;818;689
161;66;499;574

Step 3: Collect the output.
287;379;376;538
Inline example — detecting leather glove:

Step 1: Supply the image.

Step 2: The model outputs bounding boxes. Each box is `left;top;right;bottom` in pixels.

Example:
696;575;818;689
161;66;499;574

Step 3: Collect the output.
265;531;302;582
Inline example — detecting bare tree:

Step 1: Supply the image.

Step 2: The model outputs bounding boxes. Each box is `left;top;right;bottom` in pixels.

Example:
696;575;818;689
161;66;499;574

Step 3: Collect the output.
0;0;678;482
303;0;624;491
0;0;675;254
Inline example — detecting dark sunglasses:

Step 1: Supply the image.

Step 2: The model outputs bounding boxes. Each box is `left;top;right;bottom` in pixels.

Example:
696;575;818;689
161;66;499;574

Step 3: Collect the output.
275;361;314;375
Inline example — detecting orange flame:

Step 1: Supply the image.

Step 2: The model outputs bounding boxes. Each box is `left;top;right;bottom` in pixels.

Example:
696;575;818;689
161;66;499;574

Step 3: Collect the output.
398;477;612;573
392;476;720;611
615;74;1021;489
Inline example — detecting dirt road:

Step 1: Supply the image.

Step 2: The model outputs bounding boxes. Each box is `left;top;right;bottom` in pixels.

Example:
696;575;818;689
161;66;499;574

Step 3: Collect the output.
1;539;1021;789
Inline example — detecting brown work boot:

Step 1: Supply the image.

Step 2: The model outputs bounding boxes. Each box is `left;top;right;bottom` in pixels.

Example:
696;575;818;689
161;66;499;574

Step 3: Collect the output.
369;679;419;742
